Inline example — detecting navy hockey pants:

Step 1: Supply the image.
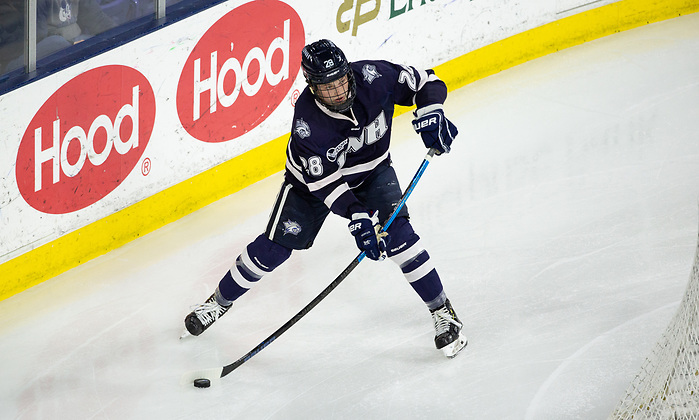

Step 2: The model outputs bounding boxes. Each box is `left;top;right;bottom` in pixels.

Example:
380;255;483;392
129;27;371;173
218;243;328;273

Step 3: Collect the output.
218;163;446;310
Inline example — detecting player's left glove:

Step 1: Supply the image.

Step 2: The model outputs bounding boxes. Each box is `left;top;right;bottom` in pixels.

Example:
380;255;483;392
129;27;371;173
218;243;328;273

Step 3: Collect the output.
348;211;389;261
412;104;458;155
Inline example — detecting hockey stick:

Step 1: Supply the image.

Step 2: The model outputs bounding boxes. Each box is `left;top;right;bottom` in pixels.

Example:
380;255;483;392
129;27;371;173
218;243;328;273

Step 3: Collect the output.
182;148;437;386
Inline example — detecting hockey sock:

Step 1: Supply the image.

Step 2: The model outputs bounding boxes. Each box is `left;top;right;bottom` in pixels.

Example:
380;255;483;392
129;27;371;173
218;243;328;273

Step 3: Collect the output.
397;247;446;310
214;288;233;307
218;235;292;302
387;218;446;310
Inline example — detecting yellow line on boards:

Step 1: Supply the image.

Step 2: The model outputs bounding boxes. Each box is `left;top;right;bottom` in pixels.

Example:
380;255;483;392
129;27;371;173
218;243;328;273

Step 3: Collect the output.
1;0;696;301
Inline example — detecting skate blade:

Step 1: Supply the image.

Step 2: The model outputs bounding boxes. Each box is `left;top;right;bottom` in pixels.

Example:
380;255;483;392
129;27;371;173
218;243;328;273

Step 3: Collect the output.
442;333;468;358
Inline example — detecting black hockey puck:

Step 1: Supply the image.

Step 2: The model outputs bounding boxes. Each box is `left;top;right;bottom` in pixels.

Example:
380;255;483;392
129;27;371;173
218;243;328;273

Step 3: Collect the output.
193;378;211;388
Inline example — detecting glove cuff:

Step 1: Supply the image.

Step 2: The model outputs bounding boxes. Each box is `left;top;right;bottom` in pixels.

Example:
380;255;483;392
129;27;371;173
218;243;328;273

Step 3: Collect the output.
350;211;371;221
413;103;443;118
350;210;380;225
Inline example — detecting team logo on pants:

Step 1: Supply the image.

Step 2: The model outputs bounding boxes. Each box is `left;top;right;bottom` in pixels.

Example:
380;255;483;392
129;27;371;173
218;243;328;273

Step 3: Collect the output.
283;220;302;236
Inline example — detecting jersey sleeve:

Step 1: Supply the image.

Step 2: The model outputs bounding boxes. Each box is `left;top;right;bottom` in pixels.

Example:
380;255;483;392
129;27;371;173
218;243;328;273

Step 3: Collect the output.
389;62;448;109
285;130;365;219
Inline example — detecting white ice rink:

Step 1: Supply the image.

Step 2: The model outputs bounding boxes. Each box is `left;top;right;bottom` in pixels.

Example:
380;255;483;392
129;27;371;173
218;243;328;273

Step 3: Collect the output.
2;13;699;420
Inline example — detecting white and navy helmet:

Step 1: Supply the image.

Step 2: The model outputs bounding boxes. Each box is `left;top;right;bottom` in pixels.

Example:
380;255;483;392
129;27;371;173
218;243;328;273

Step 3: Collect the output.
301;39;356;112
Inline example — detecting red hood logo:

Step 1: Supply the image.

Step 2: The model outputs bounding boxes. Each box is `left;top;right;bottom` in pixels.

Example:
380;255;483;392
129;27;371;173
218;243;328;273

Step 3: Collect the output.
177;0;304;142
16;65;156;214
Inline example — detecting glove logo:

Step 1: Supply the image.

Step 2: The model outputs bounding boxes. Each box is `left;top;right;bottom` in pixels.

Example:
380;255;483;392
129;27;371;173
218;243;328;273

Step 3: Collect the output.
348;222;361;233
412;106;457;155
413;116;437;130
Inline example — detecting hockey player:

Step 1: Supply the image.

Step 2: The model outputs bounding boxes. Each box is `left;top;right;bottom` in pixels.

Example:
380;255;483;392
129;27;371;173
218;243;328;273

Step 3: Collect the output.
183;39;466;358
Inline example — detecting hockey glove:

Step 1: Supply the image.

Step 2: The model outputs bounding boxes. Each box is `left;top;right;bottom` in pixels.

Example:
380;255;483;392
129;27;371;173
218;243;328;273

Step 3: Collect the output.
412;104;458;155
348;211;389;261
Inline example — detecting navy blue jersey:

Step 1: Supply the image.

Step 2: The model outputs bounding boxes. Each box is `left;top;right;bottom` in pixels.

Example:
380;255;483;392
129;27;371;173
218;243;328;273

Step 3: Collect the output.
285;60;447;219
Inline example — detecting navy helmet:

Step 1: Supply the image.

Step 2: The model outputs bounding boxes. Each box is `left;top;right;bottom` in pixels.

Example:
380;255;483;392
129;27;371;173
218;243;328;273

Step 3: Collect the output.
301;39;356;112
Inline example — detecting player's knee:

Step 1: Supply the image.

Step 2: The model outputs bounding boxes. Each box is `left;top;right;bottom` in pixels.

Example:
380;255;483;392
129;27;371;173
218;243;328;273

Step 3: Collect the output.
385;217;421;260
247;234;292;272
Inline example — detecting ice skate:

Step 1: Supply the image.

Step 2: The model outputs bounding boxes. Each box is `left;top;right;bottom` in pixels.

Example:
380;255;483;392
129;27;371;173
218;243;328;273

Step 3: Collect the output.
182;292;232;338
431;299;467;358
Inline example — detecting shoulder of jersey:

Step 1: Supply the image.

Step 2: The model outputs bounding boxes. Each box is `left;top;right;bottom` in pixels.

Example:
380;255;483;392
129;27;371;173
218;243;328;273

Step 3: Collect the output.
291;91;330;145
351;60;398;88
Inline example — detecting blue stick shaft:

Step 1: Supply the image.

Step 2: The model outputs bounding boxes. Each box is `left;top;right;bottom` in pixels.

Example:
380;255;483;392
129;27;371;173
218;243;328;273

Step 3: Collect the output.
357;148;435;262
219;148;437;378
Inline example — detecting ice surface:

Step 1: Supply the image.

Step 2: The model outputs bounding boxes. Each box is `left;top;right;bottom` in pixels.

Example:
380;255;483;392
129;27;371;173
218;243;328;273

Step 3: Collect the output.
1;13;698;420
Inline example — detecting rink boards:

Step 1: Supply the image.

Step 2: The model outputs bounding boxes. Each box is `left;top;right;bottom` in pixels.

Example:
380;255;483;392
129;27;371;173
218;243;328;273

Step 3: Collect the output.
0;0;696;300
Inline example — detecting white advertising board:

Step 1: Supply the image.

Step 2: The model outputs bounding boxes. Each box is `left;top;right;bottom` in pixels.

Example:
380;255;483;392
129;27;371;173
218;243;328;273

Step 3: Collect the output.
0;0;618;264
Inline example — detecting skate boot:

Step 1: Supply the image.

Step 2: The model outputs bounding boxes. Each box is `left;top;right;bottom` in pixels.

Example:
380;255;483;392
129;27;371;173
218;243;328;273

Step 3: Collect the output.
183;291;232;337
430;299;467;358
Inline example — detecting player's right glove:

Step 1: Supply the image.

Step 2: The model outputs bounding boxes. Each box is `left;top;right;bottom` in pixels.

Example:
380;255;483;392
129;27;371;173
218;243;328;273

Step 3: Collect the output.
412;104;458;155
348;211;389;261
